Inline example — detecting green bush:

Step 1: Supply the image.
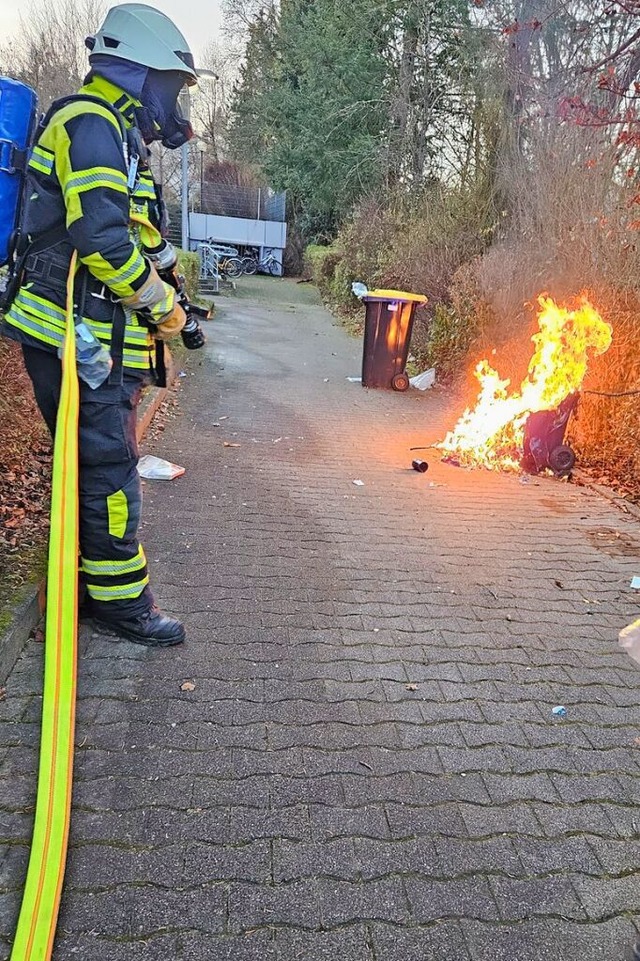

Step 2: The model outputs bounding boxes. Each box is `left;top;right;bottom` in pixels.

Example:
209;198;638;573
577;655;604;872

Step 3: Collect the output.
177;250;200;298
329;257;360;308
303;244;344;296
305;187;498;363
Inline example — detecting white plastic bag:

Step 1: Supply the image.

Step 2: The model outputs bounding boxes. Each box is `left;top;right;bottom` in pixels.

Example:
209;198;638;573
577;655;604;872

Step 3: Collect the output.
619;618;640;665
409;368;436;390
137;454;185;480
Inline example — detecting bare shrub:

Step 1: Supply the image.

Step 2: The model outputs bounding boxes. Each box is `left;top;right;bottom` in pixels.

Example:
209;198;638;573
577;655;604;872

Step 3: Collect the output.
0;0;105;107
474;119;640;497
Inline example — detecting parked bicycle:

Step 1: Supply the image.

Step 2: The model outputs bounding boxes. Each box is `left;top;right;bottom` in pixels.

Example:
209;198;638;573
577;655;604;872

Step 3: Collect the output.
217;254;243;278
241;252;281;276
204;240;244;279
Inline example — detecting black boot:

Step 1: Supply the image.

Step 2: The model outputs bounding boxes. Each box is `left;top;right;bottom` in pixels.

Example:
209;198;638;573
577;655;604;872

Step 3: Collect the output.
90;605;185;647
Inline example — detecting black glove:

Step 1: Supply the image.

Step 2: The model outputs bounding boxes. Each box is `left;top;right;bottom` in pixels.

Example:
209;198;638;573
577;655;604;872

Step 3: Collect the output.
181;315;206;350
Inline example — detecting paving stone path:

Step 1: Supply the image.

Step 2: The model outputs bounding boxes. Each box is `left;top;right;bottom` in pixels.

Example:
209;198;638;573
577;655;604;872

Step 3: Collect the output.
1;277;639;960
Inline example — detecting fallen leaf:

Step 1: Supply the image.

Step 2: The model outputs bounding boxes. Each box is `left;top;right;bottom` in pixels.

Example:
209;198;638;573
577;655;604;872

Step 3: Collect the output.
223;442;241;448
180;681;196;692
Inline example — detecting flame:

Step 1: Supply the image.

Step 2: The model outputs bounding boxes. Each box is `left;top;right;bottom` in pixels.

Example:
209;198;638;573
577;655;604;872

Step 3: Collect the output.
437;295;612;470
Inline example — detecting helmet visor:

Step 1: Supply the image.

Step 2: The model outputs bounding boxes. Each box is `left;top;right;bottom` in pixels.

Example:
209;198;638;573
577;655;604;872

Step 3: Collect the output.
175;49;197;84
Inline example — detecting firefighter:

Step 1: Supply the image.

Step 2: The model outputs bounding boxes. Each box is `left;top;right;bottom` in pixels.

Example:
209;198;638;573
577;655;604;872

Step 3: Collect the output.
1;3;205;646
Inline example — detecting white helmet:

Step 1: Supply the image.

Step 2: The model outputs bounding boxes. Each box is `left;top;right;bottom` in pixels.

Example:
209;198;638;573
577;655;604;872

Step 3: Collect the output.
86;3;198;85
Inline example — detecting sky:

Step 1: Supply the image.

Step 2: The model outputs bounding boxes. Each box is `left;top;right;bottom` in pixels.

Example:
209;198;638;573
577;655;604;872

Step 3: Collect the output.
0;0;224;60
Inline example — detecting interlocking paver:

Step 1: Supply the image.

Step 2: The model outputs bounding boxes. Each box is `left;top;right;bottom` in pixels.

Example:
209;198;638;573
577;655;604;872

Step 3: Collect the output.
1;277;639;959
461;917;634;961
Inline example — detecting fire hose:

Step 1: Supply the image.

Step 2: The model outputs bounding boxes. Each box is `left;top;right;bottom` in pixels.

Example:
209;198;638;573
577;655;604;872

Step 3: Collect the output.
10;253;80;961
9;229;206;958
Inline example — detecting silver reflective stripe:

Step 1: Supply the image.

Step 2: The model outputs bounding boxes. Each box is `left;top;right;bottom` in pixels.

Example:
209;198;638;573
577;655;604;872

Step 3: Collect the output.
30;148;54;172
65;170;128;192
116;254;146;285
122;350;151;367
16;290;66;321
5;305;64;345
134;183;156;198
90;321;150;343
81;551;146;576
86;576;150;601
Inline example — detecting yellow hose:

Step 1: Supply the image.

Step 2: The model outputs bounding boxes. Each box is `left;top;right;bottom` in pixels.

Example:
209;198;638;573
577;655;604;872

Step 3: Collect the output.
11;252;79;960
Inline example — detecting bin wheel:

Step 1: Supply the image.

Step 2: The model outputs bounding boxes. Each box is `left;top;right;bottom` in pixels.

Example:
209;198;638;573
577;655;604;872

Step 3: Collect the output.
548;444;575;476
392;372;410;392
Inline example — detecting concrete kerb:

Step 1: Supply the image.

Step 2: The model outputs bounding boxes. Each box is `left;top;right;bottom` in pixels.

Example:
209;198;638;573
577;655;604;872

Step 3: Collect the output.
572;467;640;523
0;359;176;686
0;585;45;688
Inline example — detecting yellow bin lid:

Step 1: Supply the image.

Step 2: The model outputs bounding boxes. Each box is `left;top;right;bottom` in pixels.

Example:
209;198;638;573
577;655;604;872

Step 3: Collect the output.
366;288;427;303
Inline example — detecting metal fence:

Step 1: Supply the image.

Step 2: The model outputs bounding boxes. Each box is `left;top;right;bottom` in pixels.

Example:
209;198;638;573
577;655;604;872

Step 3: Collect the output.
196;184;286;222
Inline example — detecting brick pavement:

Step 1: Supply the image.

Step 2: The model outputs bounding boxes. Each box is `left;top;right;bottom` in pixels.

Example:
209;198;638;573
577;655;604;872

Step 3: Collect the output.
1;276;639;960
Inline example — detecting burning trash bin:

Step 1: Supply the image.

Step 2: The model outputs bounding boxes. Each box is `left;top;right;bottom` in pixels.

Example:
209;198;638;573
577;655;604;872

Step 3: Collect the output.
435;296;612;474
521;393;579;477
358;288;427;391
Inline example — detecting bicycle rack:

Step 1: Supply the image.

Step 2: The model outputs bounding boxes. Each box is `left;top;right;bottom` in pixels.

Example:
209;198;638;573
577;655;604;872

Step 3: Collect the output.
197;243;220;295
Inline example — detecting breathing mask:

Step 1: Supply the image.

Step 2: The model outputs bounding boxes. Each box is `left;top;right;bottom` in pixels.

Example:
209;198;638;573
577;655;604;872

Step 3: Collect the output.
135;69;193;149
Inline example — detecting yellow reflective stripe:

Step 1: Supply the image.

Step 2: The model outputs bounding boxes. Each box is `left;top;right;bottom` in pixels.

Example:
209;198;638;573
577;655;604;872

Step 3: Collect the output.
64;167;128;197
15;291;150;346
5;308;152;369
80;248;147;297
29;146;54;175
81;546;146;576
115;248;148;286
106;489;128;539
15;289;65;321
149;287;174;322
9;300;151;344
28;158;53;175
86;575;150;601
30;145;54;171
133;183;156;199
33;144;54;161
122;351;151;369
9;253;79;961
5;304;63;348
89;318;152;344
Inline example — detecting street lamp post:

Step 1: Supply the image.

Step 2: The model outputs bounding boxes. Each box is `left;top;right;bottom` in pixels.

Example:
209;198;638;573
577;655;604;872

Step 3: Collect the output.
179;70;218;249
179;88;190;251
196;140;206;212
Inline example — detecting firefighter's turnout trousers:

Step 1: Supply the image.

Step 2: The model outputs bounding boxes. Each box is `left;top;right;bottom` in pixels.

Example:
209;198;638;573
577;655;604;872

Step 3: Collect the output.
22;345;154;617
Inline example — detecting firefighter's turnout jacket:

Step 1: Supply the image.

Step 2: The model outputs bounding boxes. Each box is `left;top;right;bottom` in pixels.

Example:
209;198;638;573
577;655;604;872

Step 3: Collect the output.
3;74;177;367
2;75;176;616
